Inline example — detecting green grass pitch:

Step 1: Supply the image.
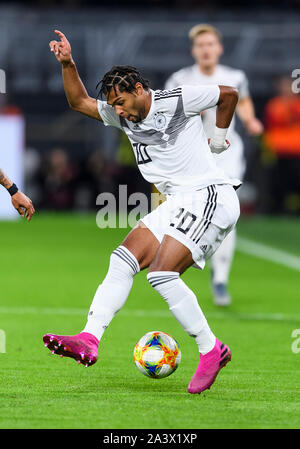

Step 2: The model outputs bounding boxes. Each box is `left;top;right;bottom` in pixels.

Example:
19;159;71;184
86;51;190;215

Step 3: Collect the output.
0;213;299;429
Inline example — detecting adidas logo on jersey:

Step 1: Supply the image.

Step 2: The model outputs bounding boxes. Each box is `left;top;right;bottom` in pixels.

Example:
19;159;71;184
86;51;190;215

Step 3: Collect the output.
200;245;208;253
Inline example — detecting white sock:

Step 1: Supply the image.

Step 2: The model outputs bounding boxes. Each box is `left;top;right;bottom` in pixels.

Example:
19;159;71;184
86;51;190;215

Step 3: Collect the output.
147;271;216;354
211;228;236;285
83;246;140;340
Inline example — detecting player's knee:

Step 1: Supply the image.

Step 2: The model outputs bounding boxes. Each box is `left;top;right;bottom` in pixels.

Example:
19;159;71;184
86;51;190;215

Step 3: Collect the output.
148;260;164;273
148;254;178;273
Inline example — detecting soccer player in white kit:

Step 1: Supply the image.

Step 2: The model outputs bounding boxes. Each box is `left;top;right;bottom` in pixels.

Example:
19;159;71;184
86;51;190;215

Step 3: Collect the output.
165;24;263;306
44;30;240;394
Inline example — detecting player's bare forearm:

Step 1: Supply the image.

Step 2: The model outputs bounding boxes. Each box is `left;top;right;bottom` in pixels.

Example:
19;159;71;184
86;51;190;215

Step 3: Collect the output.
207;86;238;154
216;86;239;128
49;30;100;120
0;169;13;189
61;60;89;109
61;60;99;119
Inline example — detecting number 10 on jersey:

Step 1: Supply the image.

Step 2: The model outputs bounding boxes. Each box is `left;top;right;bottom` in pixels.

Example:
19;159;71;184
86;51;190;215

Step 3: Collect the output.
132;143;152;165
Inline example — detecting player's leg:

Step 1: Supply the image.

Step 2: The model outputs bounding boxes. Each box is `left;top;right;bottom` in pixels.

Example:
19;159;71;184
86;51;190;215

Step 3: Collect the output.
147;185;240;393
81;225;158;339
43;224;160;366
148;235;217;354
147;231;231;394
210;228;236;306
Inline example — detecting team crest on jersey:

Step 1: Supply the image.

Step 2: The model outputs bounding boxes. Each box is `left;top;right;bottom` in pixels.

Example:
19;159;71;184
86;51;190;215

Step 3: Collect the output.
154;113;166;130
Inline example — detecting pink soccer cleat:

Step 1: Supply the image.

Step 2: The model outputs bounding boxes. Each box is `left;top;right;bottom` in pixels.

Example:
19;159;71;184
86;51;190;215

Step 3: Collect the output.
188;339;231;394
43;332;99;367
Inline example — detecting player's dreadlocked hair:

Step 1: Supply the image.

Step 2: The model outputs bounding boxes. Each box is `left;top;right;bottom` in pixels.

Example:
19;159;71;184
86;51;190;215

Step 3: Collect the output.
96;65;150;99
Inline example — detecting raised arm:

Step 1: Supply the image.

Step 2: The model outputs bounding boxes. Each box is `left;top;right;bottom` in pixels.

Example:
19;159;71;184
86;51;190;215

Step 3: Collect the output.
49;30;101;121
0;169;35;221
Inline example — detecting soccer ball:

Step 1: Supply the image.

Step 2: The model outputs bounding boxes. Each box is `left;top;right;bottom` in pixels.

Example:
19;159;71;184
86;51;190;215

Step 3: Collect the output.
133;331;181;379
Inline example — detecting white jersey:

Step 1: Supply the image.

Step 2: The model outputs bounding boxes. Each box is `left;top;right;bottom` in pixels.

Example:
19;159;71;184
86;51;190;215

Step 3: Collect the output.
97;85;241;196
165;64;250;180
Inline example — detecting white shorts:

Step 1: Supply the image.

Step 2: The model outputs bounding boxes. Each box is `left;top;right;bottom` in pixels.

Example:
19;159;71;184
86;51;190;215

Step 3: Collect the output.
140;184;240;269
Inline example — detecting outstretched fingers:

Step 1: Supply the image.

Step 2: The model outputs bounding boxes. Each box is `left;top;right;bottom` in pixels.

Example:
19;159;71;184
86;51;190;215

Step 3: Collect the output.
54;29;67;42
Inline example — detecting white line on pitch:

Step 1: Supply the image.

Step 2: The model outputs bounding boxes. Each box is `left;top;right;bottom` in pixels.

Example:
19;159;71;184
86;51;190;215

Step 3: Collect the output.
0;306;299;323
236;236;300;272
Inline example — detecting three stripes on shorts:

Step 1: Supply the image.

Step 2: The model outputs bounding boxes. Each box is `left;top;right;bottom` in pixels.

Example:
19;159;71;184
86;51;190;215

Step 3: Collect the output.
190;185;218;244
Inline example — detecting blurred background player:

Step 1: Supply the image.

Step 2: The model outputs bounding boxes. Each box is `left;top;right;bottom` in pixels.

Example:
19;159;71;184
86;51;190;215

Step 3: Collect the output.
165;24;264;306
0;168;35;221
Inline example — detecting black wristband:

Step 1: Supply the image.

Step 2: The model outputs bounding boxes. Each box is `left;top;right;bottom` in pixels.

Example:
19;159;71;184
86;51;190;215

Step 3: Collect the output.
7;183;19;196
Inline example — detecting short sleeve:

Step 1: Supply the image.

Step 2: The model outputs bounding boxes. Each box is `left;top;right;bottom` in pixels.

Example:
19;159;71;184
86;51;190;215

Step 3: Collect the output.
182;84;220;117
97;100;123;130
237;71;250;100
